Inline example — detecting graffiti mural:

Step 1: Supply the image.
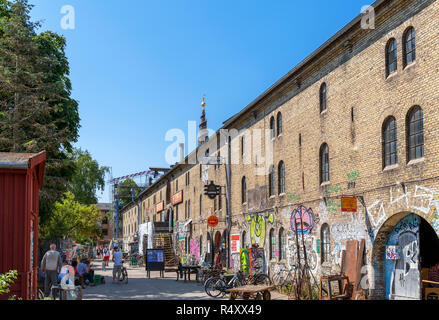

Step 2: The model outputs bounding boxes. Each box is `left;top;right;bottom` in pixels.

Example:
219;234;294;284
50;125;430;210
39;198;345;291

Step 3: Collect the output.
240;248;250;275
190;238;200;263
330;216;365;242
246;212;274;247
286;235;318;271
385;214;420;300
250;248;266;275
428;196;439;233
290;205;315;234
231;253;240;272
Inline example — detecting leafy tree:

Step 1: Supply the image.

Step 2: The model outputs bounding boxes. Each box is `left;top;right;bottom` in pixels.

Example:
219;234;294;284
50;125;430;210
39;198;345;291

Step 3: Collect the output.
0;0;80;226
0;270;17;296
69;148;109;205
40;192;101;244
116;178;140;208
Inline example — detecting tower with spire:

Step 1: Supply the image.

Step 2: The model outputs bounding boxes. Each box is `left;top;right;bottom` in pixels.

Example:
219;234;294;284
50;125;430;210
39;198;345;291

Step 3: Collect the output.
198;96;208;146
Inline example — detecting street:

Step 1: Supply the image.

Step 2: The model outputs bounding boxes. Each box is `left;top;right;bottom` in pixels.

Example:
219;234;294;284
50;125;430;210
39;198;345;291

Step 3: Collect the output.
83;260;288;300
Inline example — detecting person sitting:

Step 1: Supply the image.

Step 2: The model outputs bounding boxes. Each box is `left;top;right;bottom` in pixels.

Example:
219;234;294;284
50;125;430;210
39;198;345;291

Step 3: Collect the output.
58;260;70;284
76;259;88;288
84;260;95;286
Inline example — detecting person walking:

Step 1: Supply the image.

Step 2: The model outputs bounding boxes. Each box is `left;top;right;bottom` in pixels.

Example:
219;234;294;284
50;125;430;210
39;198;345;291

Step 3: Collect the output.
103;246;110;267
40;244;63;297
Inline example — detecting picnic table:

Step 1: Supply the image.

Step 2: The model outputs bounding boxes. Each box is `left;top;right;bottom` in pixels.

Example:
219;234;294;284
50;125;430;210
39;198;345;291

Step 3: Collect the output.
227;285;275;300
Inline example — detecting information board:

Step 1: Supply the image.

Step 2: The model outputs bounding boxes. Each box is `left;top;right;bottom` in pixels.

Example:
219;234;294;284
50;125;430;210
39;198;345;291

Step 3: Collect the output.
145;249;165;272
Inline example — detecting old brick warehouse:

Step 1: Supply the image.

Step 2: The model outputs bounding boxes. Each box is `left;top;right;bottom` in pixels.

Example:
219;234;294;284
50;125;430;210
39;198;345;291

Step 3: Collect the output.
120;0;439;300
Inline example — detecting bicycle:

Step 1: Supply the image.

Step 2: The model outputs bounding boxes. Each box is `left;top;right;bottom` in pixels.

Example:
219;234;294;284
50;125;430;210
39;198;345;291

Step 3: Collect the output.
116;261;128;284
204;271;247;298
271;265;297;297
245;272;272;286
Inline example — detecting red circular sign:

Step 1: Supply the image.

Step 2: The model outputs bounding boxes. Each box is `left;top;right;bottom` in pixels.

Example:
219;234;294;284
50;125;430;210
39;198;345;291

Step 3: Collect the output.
207;215;219;228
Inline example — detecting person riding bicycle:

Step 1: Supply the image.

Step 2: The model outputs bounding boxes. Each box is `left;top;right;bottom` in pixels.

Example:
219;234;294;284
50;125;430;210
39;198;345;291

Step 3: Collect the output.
112;246;124;283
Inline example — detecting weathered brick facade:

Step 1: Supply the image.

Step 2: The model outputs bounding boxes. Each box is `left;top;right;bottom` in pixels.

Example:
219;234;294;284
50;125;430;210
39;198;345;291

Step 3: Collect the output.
121;0;439;299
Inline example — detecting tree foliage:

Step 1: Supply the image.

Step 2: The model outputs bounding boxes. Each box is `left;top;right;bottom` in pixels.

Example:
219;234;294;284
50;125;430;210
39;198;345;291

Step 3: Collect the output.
116;178;140;208
40;192;101;244
0;0;80;226
69;148;109;205
0;270;17;296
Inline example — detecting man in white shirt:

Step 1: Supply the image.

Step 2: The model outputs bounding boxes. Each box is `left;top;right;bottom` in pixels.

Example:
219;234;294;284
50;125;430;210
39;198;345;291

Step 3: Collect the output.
112;246;123;283
41;244;63;297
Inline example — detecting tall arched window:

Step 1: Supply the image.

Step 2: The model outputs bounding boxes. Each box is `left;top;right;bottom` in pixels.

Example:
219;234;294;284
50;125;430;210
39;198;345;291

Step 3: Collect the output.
321;224;330;263
270;116;275;139
279;228;286;261
403;27;416;67
320;144;329;184
320;83;327;112
269;229;276;260
383;116;398;167
407;106;424;161
278;161;285;194
241;176;247;204
277;112;283;136
242;231;247;249
268;165;275;196
386;38;398;77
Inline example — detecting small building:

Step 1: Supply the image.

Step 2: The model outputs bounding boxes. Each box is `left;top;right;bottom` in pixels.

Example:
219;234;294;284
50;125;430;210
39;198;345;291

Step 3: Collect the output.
96;203;113;247
0;151;46;300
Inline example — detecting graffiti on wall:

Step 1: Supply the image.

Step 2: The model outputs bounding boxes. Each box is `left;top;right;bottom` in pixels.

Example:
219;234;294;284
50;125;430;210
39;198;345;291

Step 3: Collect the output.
240;248;250;275
246;212;274;247
385;214;420;300
190;238;200;263
251;248;266;275
290;206;316;234
231;253;240;272
330;215;365;242
286;235;318;271
428;196;439;233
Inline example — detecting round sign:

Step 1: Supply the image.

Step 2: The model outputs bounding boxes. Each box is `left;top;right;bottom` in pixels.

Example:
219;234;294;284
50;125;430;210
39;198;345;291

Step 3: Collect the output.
207;215;219;228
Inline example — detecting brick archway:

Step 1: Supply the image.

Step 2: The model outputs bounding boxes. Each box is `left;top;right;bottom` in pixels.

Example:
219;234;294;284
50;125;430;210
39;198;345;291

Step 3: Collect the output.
371;211;439;300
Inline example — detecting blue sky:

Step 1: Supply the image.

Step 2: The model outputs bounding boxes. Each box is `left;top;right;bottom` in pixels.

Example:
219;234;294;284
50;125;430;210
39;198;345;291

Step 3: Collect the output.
29;0;371;201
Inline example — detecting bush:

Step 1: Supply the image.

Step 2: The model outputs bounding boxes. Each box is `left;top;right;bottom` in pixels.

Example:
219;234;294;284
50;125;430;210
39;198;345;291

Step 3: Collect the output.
0;270;18;296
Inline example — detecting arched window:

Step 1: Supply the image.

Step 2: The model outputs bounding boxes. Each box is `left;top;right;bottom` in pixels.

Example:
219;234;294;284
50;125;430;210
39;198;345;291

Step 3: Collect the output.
278;161;285;194
277;112;283;136
242;231;247;249
268;165;275;196
403;27;416;67
320;144;329;184
270;116;275;139
320;83;327;112
269;229;276;260
386;38;398;77
279;228;286;261
241;176;247;204
383;116;398;167
407;106;424;161
321;224;330;263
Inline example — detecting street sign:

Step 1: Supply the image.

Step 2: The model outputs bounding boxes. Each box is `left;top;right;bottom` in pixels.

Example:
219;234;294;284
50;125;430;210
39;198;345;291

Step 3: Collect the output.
207;215;219;228
204;181;221;199
341;197;357;212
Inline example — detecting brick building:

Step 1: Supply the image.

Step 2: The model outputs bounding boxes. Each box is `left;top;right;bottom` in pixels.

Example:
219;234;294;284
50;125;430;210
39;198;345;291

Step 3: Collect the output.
96;203;113;246
120;0;439;300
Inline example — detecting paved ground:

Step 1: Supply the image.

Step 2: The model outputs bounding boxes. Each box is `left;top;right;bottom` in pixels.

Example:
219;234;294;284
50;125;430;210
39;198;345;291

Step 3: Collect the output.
82;259;288;300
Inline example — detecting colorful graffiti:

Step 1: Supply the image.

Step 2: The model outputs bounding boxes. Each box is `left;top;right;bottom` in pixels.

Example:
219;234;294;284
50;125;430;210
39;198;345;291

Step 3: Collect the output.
190;239;200;263
385;214;420;300
240;248;250;275
385;245;400;260
246;212;274;247
290;205;315;234
428;196;439;233
250;248;266;275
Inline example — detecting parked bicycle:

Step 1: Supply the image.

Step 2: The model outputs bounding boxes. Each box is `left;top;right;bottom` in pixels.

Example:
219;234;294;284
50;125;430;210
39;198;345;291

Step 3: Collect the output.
204;271;247;298
271;265;297;297
116;261;129;284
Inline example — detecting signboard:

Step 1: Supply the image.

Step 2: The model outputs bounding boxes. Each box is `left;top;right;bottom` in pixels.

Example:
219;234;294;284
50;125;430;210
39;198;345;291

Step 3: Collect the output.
155;201;164;213
207;215;219;228
231;234;240;254
204;181;221;200
172;190;183;205
145;249;165;272
341;197;357;212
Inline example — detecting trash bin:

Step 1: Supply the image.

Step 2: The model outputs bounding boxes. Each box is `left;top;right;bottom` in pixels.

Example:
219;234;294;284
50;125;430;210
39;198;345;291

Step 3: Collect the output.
93;275;102;285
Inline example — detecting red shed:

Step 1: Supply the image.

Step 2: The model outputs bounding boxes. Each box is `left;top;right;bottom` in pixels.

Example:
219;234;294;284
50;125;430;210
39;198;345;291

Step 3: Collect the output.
0;151;46;300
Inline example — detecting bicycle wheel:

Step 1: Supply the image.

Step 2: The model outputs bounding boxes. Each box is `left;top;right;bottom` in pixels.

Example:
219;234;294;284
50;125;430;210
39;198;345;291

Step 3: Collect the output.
253;274;272;286
123;269;128;284
205;277;224;298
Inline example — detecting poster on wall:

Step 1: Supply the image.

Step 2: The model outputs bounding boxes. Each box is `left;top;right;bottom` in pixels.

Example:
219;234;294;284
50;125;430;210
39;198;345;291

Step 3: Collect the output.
231;234;240;254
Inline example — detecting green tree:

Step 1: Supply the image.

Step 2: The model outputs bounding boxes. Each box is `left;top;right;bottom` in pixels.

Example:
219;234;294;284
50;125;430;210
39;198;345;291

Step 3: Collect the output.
0;270;17;296
0;0;80;226
69;148;109;205
116;178;140;208
40;192;101;244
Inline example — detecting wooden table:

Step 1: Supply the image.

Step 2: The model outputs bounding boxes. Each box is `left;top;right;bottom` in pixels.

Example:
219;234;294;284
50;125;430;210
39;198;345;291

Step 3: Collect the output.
227;285;275;300
180;265;200;282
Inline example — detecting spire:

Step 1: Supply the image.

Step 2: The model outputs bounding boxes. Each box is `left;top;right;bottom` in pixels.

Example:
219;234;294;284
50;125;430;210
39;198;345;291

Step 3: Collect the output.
199;95;208;146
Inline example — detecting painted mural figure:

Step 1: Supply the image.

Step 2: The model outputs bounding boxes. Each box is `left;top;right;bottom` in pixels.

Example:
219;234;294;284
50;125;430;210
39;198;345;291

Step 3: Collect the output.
290;206;315;234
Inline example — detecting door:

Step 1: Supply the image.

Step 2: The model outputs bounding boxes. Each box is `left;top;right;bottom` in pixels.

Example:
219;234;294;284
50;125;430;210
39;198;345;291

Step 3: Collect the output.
385;214;421;300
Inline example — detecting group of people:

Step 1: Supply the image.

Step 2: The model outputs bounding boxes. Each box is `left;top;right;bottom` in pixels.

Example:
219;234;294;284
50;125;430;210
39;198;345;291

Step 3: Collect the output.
40;243;126;297
40;244;96;297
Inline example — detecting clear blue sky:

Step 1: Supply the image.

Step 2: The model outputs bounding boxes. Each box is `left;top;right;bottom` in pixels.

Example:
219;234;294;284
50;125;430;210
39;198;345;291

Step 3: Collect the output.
29;0;371;202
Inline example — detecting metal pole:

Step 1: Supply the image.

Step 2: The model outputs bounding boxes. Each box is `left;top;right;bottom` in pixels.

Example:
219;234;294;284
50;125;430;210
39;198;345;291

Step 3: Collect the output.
115;199;120;239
